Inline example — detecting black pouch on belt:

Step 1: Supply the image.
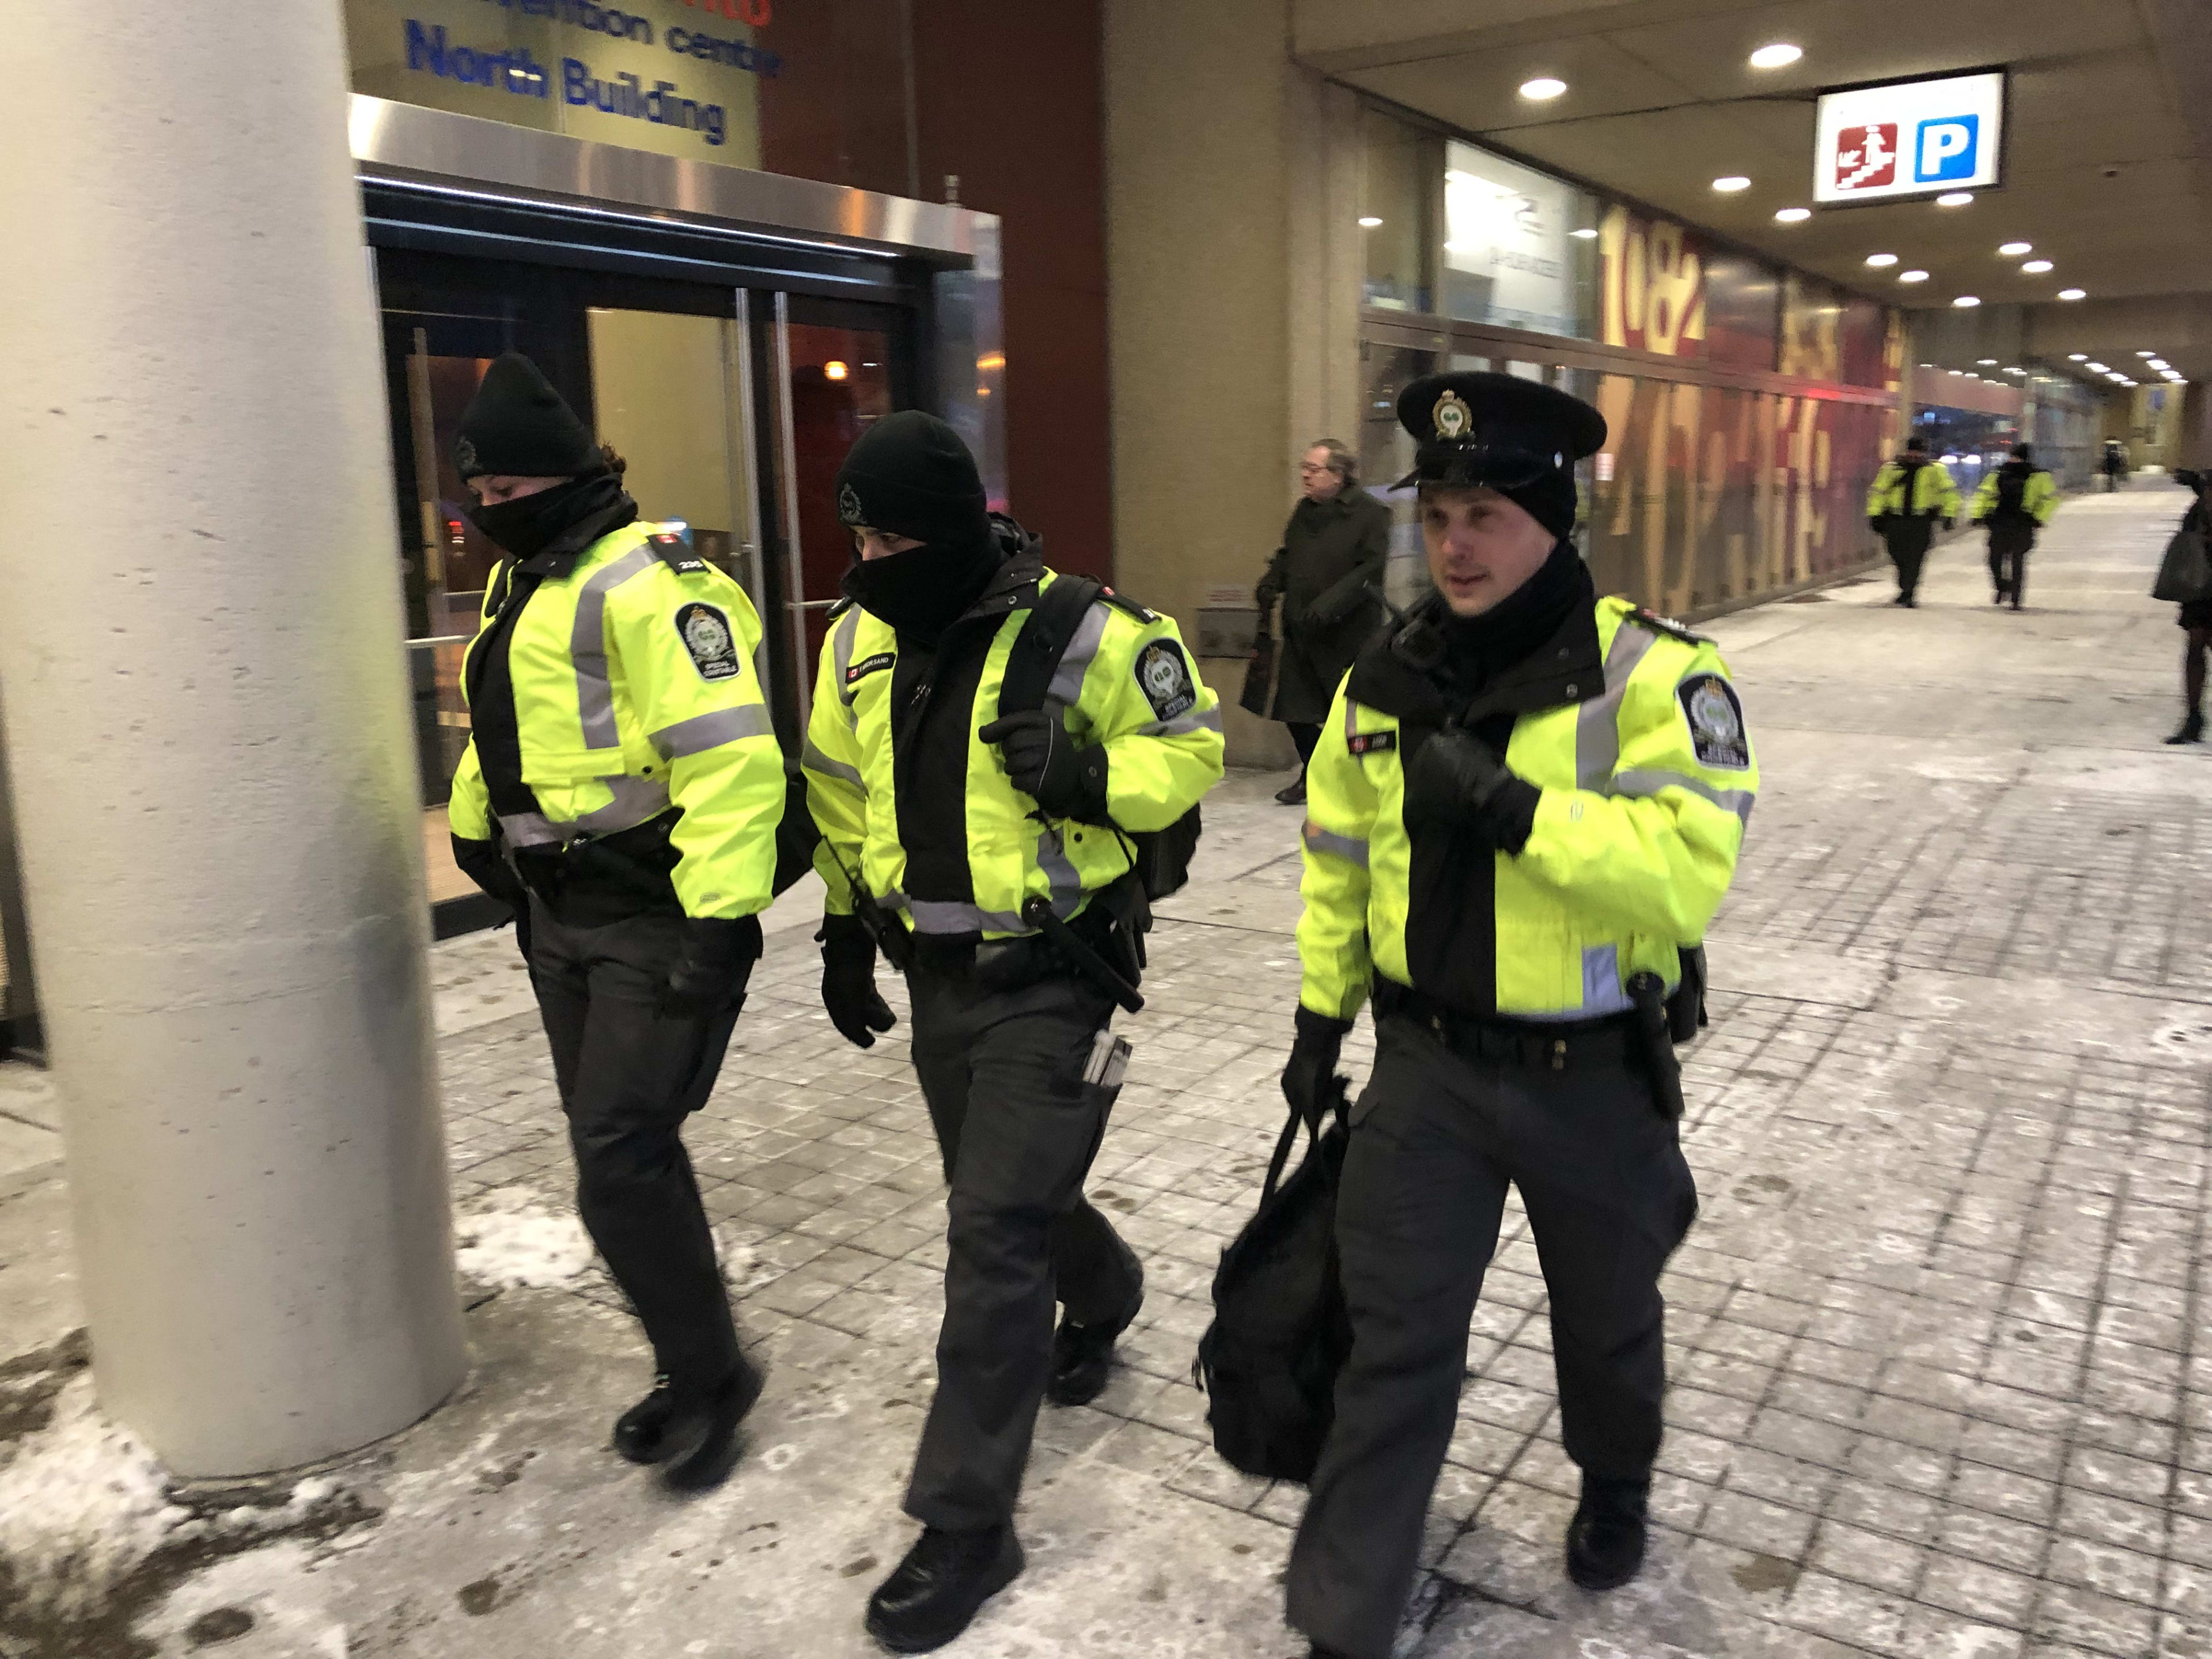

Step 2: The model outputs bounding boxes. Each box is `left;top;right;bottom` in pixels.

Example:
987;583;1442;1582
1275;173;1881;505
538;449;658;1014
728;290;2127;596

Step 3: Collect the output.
1626;971;1687;1124
1666;945;1708;1044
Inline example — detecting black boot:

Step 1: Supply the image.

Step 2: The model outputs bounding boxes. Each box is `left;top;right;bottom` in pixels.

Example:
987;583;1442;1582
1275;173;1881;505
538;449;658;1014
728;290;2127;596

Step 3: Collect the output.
865;1525;1024;1654
1275;777;1307;805
660;1357;766;1493
612;1372;679;1464
1046;1269;1144;1407
1566;1474;1650;1592
2168;711;2206;745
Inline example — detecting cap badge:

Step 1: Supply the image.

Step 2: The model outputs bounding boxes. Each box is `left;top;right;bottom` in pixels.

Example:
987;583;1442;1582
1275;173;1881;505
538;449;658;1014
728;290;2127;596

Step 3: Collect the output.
455;437;478;475
1432;390;1473;441
837;483;865;526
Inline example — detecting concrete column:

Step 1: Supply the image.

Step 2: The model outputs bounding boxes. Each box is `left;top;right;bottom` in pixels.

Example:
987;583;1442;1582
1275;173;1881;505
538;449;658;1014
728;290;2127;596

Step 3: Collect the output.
0;5;465;1473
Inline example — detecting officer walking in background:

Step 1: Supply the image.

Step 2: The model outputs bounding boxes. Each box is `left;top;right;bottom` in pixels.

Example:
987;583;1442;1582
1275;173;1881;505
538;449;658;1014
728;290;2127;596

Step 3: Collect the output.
802;412;1224;1653
1866;434;1960;607
1970;442;2060;609
446;354;785;1493
1279;373;1756;1659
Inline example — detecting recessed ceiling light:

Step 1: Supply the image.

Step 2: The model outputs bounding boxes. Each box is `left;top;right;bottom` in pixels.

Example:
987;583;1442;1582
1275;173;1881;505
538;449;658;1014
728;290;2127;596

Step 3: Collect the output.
2086;362;2108;372
1358;215;1384;228
2150;361;2171;371
1520;77;1567;100
1978;358;1998;366
2058;289;2086;301
1570;227;1600;239
2006;367;2025;375
2137;351;2157;358
2069;354;2088;362
1937;192;1975;207
1899;270;1930;283
1919;362;1934;368
1712;176;1752;192
1953;296;1982;308
1948;369;1964;376
1774;207;1811;222
2021;260;2053;274
1865;253;1899;267
1997;241;2032;256
1748;43;1803;69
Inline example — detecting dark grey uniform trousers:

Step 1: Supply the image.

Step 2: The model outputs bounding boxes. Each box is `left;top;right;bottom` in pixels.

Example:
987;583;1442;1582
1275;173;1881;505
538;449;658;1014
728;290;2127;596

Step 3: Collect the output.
902;967;1141;1533
528;901;744;1396
1287;1014;1698;1659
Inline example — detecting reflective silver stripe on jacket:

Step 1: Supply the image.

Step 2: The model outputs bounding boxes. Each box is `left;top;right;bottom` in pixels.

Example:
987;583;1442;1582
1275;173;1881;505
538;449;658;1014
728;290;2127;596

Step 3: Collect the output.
1575;618;1657;791
1301;821;1369;868
881;885;1086;936
569;544;660;750
498;775;673;847
1611;767;1755;827
801;737;864;789
1515;943;1637;1021
1133;705;1224;738
1047;601;1111;705
832;607;865;725
650;704;774;759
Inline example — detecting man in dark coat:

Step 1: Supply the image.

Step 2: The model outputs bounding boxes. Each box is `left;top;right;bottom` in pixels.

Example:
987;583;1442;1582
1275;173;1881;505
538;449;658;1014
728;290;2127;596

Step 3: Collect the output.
1256;440;1393;804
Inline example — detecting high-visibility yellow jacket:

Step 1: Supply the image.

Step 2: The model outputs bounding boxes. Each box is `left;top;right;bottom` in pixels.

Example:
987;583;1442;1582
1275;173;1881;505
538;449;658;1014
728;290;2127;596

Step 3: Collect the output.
802;533;1224;938
449;517;785;919
1297;592;1755;1022
1866;456;1962;521
1969;464;2061;527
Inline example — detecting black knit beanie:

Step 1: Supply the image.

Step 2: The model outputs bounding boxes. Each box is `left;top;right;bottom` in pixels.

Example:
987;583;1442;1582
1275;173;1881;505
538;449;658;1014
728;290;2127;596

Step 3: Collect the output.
1498;473;1581;542
453;353;602;480
834;411;990;547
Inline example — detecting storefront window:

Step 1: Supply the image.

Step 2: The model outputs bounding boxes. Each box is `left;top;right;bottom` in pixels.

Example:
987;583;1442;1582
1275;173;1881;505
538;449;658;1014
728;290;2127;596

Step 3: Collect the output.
1361;108;1437;315
1442;140;1596;339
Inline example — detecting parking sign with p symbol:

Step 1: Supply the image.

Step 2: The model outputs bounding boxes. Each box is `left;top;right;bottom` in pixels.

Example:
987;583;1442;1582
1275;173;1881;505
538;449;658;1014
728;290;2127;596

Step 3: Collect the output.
1915;115;1980;182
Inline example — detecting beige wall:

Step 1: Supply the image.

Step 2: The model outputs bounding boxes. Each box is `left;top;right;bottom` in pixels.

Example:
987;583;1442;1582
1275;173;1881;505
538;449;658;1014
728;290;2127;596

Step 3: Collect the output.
1105;0;1364;767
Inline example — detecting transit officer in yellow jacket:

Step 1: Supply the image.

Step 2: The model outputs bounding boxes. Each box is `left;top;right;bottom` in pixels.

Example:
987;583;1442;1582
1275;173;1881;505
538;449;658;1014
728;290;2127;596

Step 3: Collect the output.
1968;443;2061;609
1865;433;1963;607
802;411;1223;1652
446;354;785;1493
1282;373;1756;1659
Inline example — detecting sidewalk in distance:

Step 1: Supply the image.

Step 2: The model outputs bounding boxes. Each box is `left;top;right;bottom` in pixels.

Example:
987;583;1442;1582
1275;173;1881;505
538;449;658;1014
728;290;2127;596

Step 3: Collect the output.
2;483;2208;1658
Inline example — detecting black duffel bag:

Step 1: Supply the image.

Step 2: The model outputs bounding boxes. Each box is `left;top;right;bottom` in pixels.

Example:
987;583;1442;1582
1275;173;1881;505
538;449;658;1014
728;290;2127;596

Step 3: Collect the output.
1194;1078;1353;1483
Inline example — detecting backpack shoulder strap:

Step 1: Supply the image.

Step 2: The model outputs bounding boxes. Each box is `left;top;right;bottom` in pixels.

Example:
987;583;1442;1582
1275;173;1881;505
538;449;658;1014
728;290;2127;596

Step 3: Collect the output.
1000;572;1104;714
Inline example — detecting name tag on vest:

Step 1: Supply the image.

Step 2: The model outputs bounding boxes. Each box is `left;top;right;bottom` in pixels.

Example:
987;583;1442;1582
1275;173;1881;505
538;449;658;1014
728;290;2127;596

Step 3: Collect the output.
846;652;895;686
1346;730;1397;756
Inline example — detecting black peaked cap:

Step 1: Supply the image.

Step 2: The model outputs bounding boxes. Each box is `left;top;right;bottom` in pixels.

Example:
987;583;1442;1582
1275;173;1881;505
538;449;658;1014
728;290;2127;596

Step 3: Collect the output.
1393;371;1607;491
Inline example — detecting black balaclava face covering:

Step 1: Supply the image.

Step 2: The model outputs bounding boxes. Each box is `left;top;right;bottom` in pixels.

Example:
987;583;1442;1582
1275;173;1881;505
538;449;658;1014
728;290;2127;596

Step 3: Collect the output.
840;527;1006;645
468;469;634;559
834;410;1003;642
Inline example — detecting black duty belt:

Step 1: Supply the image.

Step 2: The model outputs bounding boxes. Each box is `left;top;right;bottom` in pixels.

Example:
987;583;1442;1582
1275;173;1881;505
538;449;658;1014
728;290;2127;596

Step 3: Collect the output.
1372;980;1635;1073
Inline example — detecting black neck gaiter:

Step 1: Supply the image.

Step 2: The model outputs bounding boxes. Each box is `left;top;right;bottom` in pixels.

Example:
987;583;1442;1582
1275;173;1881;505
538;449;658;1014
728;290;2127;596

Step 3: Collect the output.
1436;540;1591;691
468;470;635;560
842;532;1006;645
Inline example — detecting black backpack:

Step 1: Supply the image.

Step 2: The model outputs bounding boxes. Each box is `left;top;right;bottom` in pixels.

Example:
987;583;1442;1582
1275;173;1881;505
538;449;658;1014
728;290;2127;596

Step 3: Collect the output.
1194;1083;1354;1482
1995;466;2030;521
997;573;1203;902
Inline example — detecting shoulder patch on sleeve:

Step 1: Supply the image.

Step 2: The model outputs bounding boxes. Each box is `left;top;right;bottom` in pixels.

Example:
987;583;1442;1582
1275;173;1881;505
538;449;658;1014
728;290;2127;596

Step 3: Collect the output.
1345;729;1397;756
1100;586;1158;624
675;601;743;682
1134;637;1196;721
648;531;711;576
1676;673;1749;770
1628;607;1710;646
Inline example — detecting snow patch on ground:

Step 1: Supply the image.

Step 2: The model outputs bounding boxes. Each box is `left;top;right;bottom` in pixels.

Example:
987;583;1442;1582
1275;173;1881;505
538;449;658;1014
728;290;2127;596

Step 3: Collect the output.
454;1188;594;1288
0;1377;187;1619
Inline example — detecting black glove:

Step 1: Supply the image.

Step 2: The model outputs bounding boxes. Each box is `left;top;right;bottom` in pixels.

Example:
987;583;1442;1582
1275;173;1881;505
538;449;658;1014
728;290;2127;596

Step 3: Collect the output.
1402;727;1541;852
819;913;896;1048
1282;1006;1353;1133
1255;559;1285;609
451;833;533;964
659;915;762;1020
979;710;1110;821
